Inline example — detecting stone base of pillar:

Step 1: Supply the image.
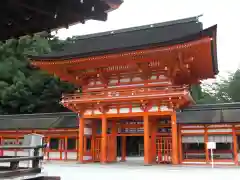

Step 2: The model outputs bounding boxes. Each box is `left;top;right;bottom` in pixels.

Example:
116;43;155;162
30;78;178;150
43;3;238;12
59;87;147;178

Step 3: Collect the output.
143;163;152;166
100;162;108;164
77;161;86;164
106;161;118;164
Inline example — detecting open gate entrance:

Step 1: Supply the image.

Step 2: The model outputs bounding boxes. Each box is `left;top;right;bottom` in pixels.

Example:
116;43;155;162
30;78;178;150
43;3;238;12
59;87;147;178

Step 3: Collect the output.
156;136;172;164
93;135;173;164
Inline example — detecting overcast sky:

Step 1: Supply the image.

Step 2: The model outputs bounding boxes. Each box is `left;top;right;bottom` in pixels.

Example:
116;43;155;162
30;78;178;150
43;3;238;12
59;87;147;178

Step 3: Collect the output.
56;0;240;78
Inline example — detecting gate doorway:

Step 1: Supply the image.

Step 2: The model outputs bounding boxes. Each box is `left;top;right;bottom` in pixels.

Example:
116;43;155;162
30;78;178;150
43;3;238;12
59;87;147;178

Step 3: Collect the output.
156;136;172;164
126;136;143;157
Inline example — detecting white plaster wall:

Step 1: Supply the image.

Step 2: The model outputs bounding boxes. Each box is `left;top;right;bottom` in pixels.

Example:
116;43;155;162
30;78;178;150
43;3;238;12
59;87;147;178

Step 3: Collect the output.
107;108;118;114
184;152;233;159
132;107;142;112
181;130;205;133
49;152;61;159
119;108;130;113
148;106;158;112
181;125;204;129
3;150;44;157
208;129;233;133
46;152;90;161
84;128;92;135
66;152;77;160
3;151;16;156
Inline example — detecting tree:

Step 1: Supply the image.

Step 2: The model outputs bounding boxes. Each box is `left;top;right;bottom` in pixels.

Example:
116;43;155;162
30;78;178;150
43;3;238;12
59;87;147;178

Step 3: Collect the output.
190;84;217;104
0;34;75;114
194;69;240;104
225;70;240;102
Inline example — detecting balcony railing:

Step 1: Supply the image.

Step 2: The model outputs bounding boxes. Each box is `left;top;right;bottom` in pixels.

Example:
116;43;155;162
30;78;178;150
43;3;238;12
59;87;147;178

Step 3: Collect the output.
61;85;191;104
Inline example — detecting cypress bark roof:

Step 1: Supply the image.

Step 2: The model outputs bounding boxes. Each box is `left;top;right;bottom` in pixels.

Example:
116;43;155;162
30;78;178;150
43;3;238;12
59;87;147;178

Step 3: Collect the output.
30;15;218;75
0;112;78;130
30;16;205;60
178;103;240;124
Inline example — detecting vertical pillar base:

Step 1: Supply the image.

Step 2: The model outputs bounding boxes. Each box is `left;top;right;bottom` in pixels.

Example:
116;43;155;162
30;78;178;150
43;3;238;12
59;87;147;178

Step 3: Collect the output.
204;126;210;164
78;116;85;163
91;120;96;162
144;113;151;165
171;112;179;165
143;164;152;166
121;136;126;162
110;121;117;162
151;120;157;164
101;114;108;164
233;126;238;165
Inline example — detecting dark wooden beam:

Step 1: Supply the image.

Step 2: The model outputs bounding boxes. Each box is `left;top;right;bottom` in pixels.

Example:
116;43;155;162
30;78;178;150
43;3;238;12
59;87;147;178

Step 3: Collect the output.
12;1;55;18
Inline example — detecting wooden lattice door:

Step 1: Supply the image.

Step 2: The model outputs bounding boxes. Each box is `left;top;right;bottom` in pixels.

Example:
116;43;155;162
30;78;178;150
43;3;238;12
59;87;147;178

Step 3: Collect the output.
94;137;101;162
93;136;113;162
156;136;172;164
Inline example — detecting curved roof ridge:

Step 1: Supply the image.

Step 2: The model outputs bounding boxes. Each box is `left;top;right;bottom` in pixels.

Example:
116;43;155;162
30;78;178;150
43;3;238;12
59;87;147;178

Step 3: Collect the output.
73;15;202;41
30;16;207;60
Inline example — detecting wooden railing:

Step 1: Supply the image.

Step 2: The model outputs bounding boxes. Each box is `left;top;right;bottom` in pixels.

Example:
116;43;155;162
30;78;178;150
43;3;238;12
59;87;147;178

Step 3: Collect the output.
62;85;190;103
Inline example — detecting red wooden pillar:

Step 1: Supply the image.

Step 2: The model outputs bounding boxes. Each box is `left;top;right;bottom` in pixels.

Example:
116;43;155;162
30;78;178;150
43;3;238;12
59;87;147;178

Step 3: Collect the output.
46;137;50;160
91;120;96;162
64;136;68;161
78;116;85;163
151;119;157;163
178;125;183;164
121;136;126;162
232;126;238;165
111;121;117;162
101;114;108;163
143;112;151;165
171;112;179;165
204;126;210;164
0;136;3;156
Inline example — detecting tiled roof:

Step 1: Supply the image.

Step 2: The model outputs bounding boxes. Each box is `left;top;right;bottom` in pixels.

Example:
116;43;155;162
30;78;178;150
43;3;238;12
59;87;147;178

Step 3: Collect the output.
178;103;240;124
30;16;204;60
0;112;78;130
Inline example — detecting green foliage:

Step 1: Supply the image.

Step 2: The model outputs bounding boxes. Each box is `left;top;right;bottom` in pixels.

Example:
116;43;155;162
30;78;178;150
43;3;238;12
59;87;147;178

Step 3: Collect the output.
192;69;240;104
0;34;75;114
225;70;240;102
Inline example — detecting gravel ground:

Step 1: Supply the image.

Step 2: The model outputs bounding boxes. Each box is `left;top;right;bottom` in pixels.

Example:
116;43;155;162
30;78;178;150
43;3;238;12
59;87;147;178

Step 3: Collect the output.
43;159;240;180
